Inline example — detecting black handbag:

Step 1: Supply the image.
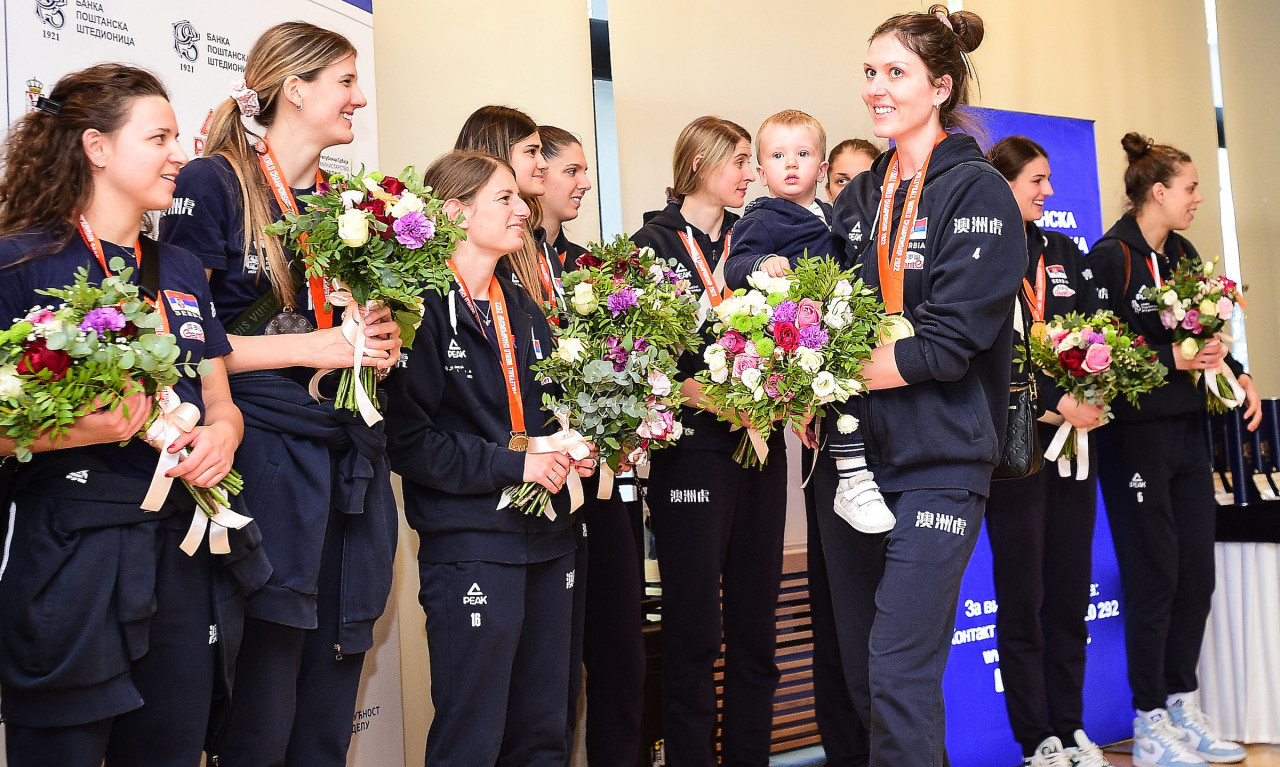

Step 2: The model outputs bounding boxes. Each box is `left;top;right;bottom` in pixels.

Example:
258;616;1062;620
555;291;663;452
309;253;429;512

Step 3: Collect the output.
993;300;1043;480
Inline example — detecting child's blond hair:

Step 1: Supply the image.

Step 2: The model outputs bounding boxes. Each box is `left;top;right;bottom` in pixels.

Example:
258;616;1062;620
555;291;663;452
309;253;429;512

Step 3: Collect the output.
755;110;827;163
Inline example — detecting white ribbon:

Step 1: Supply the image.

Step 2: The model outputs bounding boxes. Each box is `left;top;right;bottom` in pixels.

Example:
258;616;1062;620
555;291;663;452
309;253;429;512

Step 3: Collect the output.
1201;362;1246;410
597;446;649;500
497;410;593;520
142;387;253;556
308;280;383;426
1043;421;1090;481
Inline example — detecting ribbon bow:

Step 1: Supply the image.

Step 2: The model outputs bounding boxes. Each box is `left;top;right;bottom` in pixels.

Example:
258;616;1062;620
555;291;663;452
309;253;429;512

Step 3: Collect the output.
229;80;260;117
498;408;592;520
308;279;383;426
1043;420;1092;481
142;387;253;556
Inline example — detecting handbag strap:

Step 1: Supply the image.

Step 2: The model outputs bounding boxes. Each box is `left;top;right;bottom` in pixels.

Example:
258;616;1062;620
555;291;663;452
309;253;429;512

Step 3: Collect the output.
138;234;161;302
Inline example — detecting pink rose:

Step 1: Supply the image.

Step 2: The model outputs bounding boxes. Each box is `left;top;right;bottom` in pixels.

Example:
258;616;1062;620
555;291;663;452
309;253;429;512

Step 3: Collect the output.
719;330;747;355
731;353;759;379
637;409;675;440
1159;309;1177;329
1217;297;1234;320
647;370;672;397
796;298;823;329
1180;309;1200;331
1081;344;1113;374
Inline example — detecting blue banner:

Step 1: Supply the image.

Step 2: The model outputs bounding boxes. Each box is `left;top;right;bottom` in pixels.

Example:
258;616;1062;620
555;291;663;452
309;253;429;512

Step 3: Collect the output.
942;108;1132;766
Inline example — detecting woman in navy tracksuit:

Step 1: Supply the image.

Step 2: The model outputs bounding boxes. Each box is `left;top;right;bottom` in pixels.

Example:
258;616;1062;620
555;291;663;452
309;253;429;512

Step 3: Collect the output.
1084;132;1257;765
539;124;648;766
385;151;597;767
818;8;1024;766
0;64;267;767
983;136;1112;767
632;115;789;767
159;22;400;767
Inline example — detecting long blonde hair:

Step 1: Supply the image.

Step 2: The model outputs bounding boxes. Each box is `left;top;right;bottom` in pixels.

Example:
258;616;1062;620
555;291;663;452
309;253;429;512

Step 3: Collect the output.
669;116;752;203
200;21;356;307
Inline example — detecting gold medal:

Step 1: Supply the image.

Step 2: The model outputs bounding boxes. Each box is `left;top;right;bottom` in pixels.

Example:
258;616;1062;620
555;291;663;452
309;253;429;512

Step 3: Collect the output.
1029;321;1048;342
508;432;529;452
877;313;916;346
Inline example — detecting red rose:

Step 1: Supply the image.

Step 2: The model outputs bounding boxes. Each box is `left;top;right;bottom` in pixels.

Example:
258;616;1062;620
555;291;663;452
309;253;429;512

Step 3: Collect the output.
578;253;602;268
773;321;800;353
357;199;395;240
1058;347;1086;374
17;338;71;381
379;176;406;196
1134;335;1146;347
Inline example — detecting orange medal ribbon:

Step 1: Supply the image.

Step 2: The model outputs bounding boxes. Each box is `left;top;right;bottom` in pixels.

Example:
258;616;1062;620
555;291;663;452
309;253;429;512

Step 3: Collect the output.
78;216;168;335
876;132;946;315
257;141;329;328
678;229;732;306
1022;254;1047;323
448;260;527;449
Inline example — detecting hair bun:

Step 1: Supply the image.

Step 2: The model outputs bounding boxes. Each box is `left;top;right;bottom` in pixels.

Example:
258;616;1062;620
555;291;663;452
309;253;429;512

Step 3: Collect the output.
928;4;984;53
1121;131;1154;163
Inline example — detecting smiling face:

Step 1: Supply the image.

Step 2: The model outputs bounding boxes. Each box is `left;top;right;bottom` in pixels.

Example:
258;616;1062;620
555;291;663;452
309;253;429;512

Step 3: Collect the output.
508;132;548;198
757;123;826;206
862;34;948;144
459;168;531;256
542;142;591;227
1154;163;1203;231
91;94;188;215
702;138;756;209
825;148;875;201
295;53;366;148
1009;155;1053;224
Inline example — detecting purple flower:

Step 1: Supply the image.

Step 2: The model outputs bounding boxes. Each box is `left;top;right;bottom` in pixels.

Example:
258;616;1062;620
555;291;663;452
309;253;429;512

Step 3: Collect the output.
606;336;629;371
316;181;331;194
798;325;829;349
665;269;679;284
1181;309;1201;331
607;288;638;317
771;300;798;325
632;337;649;352
765;374;783;399
79;306;126;338
1088;332;1106;345
392;210;435;249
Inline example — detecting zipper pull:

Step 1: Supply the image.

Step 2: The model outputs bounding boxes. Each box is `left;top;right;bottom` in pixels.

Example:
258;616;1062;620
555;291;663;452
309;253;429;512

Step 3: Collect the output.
334;643;344;661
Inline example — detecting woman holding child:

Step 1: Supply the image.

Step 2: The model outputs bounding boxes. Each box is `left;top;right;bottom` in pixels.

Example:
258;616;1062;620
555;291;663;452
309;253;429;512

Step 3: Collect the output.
817;6;1025;765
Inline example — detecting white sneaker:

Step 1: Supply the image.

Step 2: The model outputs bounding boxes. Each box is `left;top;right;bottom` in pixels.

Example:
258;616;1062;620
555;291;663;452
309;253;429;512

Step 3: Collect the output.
1133;710;1207;767
1025;736;1073;767
1065;729;1115;767
833;471;894;533
1168;698;1246;763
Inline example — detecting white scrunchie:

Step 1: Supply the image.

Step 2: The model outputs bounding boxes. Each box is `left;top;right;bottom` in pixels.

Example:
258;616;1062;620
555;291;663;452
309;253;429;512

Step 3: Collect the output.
230;80;260;118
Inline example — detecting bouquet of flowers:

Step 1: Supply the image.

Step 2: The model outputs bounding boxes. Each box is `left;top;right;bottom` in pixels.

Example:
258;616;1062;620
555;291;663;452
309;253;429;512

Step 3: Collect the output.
1029;310;1168;478
0;261;249;552
264;166;464;424
1140;256;1246;413
514;236;702;511
694;258;883;467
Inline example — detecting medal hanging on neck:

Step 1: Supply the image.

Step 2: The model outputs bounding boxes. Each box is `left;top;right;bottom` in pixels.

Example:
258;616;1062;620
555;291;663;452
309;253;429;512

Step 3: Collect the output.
78;216;167;335
257;140;329;327
875;132;945;345
1022;253;1048;341
448;260;529;451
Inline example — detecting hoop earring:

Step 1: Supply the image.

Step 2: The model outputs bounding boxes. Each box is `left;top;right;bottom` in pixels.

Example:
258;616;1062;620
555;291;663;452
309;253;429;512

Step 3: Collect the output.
295;102;303;112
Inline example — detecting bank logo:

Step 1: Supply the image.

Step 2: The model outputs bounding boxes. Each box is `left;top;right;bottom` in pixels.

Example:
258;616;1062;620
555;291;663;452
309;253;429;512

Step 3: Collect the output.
35;0;66;29
172;20;199;62
24;78;44;113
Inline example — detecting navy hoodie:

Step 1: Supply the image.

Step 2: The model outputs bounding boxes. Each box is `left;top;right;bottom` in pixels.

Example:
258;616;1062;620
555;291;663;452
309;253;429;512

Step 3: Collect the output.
724;197;836;290
1026;222;1091;413
385;274;576;565
631;203;777;453
829;133;1026;495
1083;214;1245;422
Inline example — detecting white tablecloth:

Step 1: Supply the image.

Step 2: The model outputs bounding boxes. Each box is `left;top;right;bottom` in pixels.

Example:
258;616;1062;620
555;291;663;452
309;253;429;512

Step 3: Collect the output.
1200;542;1280;743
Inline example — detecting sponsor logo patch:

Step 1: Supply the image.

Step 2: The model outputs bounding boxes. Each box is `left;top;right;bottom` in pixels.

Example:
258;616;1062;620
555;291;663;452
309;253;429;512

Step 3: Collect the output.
179;321;205;341
904;251;925;270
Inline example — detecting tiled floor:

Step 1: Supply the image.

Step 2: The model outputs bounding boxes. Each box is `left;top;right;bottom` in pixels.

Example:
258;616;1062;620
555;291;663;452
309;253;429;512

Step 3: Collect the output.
1102;742;1280;766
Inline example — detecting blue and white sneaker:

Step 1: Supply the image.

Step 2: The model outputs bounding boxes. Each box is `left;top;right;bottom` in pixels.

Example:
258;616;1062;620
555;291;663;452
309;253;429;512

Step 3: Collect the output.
1168;698;1246;763
1065;729;1116;767
1132;710;1207;767
1025;736;1072;767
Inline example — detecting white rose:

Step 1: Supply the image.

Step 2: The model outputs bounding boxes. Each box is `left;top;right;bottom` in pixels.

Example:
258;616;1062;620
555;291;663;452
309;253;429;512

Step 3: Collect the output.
740;367;762;391
1203;260;1217;276
671;422;684;440
1198;299;1218;317
362;176;380;193
703;345;728;371
1180;337;1201;360
714;296;744;322
832;279;854;297
836;414;858;434
765;275;793;296
752;385;766;401
747;271;773;292
812;371;837;401
1172;303;1186;321
710;366;729;383
389;191;425;218
1162;290;1178;307
743;290;769;314
336;209;371;247
340;189;365;210
649;264;666;283
571;282;597;315
795;347;823;373
1062;330;1083;348
555;337;586;364
0;364;22;399
825;298;851;329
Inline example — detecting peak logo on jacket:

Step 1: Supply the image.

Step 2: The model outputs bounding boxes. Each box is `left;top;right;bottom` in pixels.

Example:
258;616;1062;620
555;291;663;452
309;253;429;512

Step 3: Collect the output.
447;338;467;359
848;221;864;242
